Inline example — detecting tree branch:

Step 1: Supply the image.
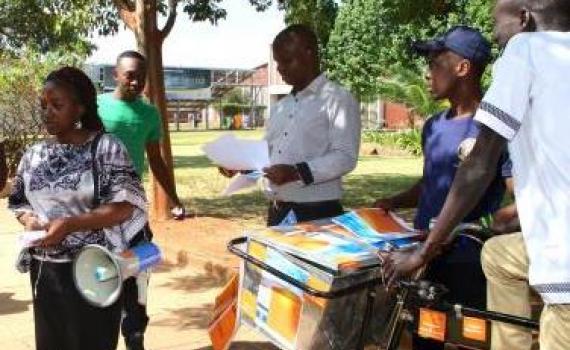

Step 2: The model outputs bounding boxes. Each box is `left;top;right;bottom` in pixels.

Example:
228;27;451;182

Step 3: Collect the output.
160;0;178;40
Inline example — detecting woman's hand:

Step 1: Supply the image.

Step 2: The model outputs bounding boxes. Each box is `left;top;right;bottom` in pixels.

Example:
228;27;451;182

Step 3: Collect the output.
19;212;46;231
34;218;73;247
31;202;136;247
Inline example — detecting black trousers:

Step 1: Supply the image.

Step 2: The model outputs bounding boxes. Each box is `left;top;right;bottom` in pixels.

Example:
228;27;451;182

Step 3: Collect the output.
266;199;344;226
30;259;122;350
412;234;486;350
121;277;148;339
121;228;152;340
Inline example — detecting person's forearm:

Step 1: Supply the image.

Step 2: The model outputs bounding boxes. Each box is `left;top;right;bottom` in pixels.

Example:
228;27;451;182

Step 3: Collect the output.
499;216;521;233
65;202;134;232
420;158;496;260
495;203;517;221
149;161;181;206
304;150;358;185
390;180;422;208
492;203;520;233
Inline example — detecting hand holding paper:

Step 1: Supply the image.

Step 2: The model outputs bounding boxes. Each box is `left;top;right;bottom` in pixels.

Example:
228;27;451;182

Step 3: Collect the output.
204;135;271;195
263;164;300;185
203;134;270;171
222;171;264;196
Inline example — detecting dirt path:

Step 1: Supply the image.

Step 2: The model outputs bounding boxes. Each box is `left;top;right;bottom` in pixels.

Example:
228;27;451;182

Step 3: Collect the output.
0;199;276;349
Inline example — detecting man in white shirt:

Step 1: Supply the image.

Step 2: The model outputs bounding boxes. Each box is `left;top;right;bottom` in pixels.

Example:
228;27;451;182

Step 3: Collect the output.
221;24;361;226
382;1;570;349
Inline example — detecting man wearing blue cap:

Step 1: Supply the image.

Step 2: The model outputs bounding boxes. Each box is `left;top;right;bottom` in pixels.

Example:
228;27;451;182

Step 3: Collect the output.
374;26;513;349
384;1;570;349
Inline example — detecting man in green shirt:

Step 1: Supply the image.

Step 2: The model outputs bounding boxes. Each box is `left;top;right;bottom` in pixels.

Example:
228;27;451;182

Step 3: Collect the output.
98;50;184;350
98;51;183;211
98;83;162;177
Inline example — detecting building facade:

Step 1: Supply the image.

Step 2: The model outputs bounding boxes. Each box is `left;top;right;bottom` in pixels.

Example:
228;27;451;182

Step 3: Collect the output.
85;64;268;130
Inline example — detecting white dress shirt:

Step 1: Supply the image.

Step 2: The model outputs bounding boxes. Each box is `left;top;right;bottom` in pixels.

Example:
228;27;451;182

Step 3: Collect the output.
474;32;570;304
265;74;361;203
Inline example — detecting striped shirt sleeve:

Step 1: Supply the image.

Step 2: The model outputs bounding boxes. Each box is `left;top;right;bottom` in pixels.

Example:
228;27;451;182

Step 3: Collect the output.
475;34;533;141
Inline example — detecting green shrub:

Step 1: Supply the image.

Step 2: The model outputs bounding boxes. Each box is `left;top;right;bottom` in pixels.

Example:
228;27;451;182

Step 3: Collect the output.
395;128;422;156
363;129;422;156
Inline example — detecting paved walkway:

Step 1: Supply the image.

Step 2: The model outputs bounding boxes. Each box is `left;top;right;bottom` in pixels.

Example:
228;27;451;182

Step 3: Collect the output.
0;199;275;350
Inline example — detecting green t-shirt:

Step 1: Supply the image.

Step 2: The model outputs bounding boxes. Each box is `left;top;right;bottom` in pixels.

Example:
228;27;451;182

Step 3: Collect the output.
97;93;162;176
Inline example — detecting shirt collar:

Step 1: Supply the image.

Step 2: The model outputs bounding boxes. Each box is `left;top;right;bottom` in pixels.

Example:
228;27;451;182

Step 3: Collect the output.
294;73;326;98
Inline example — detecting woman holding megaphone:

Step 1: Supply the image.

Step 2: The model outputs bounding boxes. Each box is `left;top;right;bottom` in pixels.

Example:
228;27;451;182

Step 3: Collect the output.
8;67;148;350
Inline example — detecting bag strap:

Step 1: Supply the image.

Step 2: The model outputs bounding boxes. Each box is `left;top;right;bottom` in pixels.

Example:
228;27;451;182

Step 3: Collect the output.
91;133;104;207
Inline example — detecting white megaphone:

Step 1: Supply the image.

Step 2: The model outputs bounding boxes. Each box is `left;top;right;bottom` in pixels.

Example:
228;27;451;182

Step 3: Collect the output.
72;242;162;307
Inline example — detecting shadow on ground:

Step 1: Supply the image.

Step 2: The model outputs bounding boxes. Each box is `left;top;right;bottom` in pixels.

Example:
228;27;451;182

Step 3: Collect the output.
188;191;267;223
152;304;214;330
158;270;229;293
0;292;32;315
153;250;195;274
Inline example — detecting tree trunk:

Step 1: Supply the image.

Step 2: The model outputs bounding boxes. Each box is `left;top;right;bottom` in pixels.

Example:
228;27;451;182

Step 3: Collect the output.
134;0;175;221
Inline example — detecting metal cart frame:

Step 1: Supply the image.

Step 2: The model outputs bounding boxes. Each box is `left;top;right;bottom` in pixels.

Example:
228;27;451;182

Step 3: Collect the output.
228;236;539;350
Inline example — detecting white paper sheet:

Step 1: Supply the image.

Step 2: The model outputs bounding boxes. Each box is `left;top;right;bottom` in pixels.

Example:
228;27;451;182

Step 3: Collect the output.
18;230;47;249
202;134;270;171
222;171;263;196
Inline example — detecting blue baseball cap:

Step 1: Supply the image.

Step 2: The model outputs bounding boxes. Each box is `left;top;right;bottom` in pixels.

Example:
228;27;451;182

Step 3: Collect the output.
412;26;492;65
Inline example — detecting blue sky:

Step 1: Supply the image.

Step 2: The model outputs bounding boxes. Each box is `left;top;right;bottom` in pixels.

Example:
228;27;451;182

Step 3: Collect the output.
87;2;285;69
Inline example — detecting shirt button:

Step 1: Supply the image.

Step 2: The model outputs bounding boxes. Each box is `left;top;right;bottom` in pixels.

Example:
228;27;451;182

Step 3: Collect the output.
284;132;288;136
278;150;282;154
289;114;293;119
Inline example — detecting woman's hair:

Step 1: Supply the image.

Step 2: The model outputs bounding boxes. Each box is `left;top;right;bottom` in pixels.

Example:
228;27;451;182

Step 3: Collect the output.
45;66;104;132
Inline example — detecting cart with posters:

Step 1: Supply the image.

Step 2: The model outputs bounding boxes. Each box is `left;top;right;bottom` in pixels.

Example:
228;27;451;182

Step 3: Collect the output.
226;209;422;350
216;209;540;350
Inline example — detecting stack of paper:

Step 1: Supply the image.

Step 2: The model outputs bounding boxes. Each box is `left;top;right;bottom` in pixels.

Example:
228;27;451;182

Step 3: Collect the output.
331;209;419;251
250;209;420;273
251;228;381;273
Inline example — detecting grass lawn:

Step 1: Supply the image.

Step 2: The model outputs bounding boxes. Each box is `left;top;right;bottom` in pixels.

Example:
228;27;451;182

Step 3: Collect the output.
146;130;422;227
